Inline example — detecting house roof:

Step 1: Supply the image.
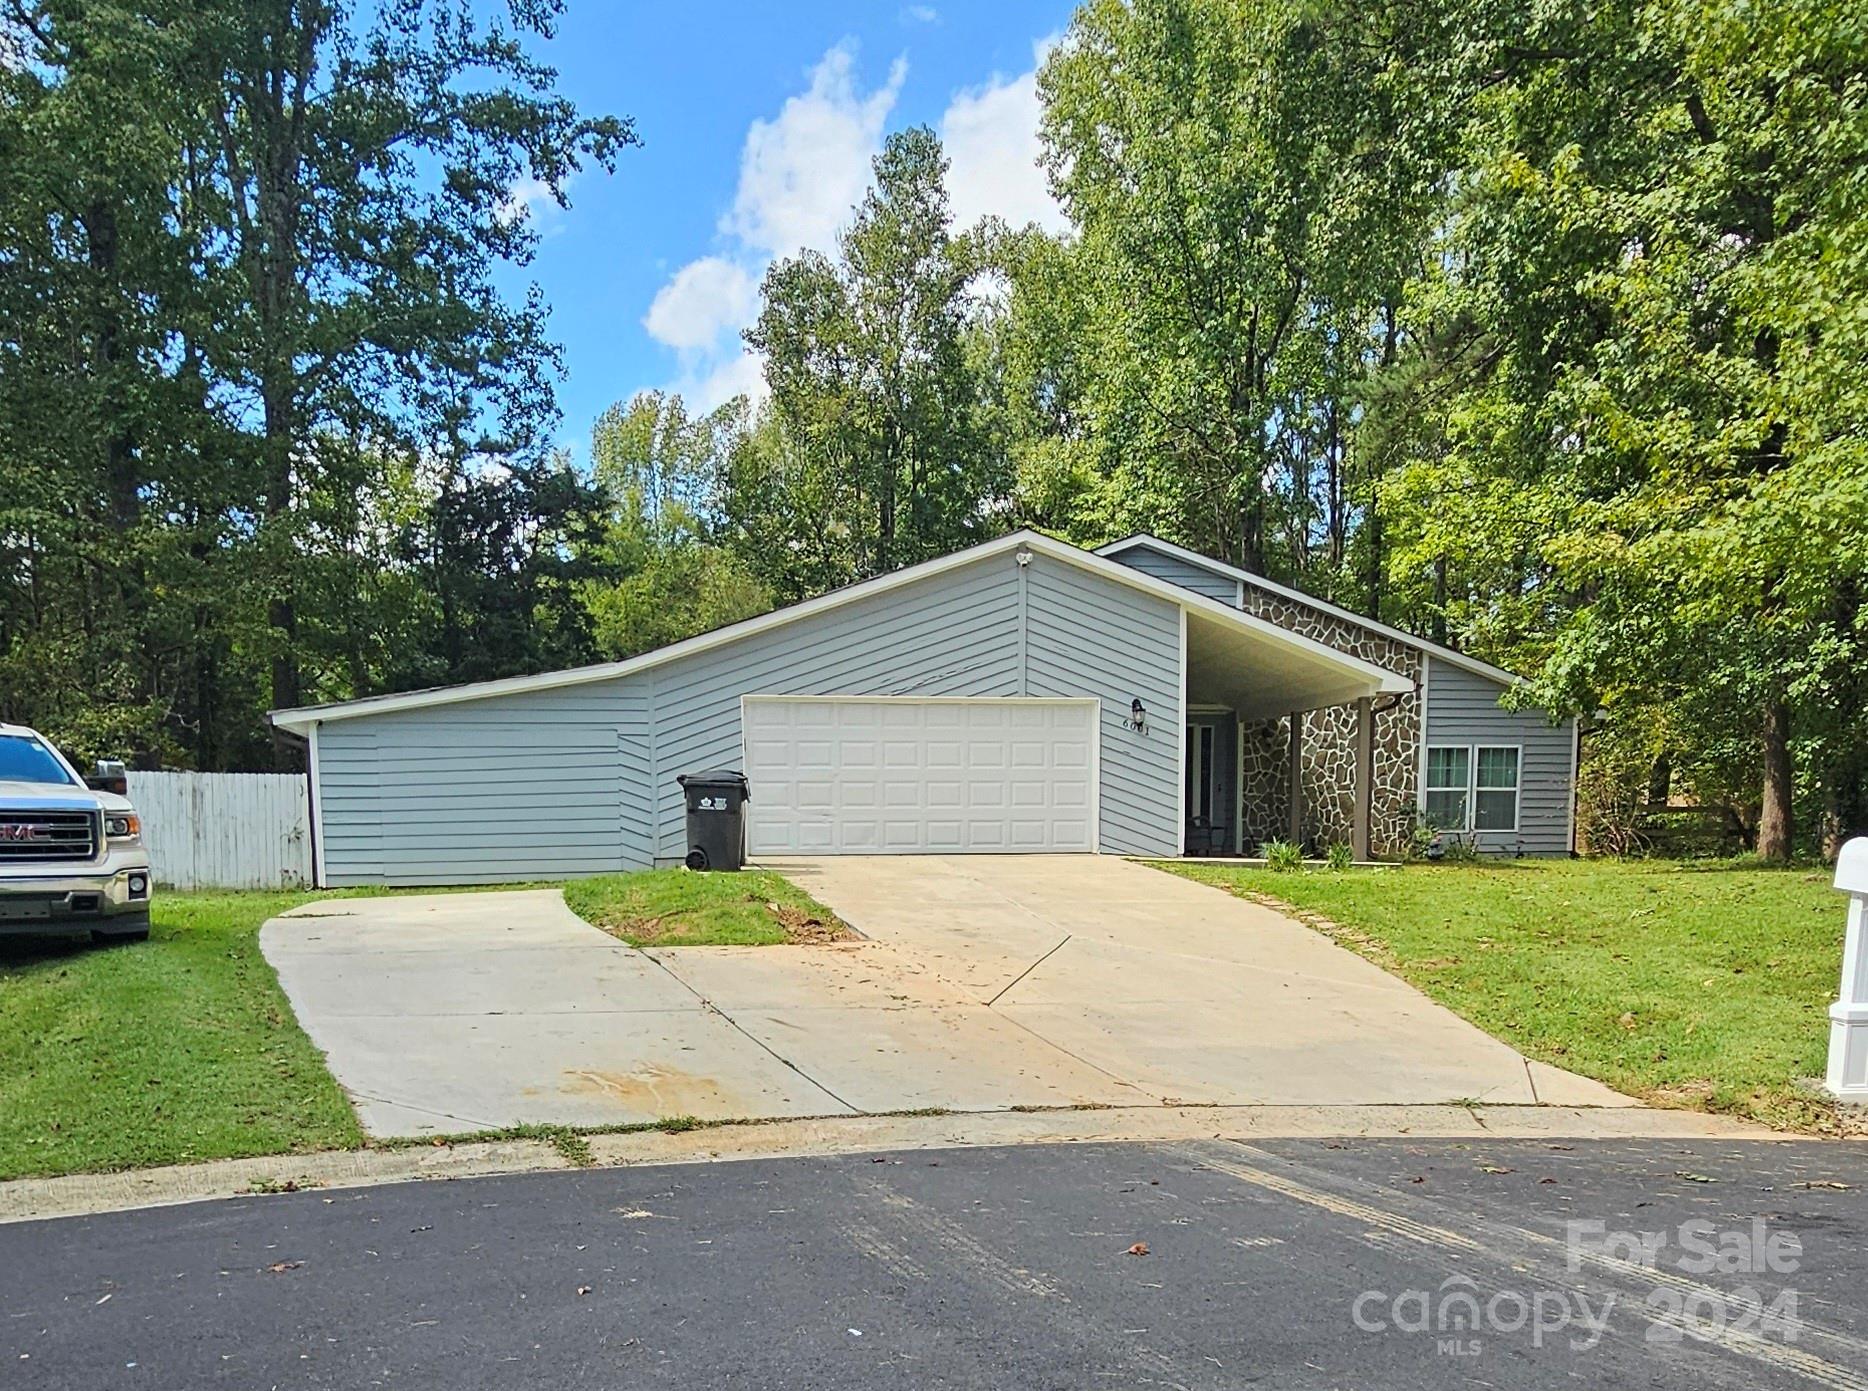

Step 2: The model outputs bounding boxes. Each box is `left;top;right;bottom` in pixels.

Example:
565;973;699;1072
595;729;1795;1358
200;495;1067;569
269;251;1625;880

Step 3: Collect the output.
1095;534;1528;689
268;529;1411;732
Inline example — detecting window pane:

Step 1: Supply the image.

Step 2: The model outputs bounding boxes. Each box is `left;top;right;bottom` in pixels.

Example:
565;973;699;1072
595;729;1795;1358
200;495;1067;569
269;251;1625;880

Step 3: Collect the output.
1198;726;1213;819
1476;747;1519;790
0;735;75;785
1425;789;1468;830
1475;789;1517;831
1426;746;1469;790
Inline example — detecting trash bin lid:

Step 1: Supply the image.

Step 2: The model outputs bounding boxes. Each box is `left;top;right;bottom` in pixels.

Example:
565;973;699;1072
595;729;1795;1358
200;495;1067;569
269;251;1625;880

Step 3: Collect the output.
677;769;749;789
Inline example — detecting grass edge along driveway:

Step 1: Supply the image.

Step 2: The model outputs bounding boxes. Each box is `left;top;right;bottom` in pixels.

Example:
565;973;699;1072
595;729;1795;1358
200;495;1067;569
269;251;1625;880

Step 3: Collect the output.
0;889;364;1182
563;868;851;947
1157;858;1844;1133
0;869;851;1183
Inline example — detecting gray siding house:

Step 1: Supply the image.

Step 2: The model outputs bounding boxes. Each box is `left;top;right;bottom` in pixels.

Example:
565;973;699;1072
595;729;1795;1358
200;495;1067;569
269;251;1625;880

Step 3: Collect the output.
1098;536;1578;861
270;530;1574;886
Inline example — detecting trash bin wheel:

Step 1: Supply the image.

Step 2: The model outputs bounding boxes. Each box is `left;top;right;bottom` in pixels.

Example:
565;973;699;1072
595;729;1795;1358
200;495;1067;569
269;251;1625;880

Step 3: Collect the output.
684;848;710;871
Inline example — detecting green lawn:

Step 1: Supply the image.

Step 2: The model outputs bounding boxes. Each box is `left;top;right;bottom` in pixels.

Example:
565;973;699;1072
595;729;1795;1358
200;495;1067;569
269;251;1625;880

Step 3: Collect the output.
564;868;850;947
0;890;363;1181
1158;858;1845;1131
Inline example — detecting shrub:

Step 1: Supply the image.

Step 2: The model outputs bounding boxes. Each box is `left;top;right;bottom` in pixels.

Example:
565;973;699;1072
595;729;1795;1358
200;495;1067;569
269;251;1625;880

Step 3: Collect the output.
1262;839;1304;871
1325;841;1354;871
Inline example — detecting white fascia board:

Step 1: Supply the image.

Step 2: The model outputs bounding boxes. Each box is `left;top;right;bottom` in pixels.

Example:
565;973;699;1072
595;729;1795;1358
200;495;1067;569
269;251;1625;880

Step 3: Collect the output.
270;527;1406;733
1024;534;1410;696
1097;533;1528;690
269;532;1047;732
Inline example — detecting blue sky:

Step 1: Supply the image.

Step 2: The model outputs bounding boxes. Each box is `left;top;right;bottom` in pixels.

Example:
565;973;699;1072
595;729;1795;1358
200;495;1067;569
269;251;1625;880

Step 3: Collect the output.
497;1;1078;456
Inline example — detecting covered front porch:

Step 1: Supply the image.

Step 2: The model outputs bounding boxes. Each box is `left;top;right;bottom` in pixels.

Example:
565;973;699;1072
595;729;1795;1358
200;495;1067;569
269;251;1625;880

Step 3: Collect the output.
1179;608;1411;858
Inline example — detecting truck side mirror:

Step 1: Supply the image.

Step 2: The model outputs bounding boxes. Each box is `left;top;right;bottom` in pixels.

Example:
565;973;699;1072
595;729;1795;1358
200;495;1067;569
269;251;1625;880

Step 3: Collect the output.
87;759;128;796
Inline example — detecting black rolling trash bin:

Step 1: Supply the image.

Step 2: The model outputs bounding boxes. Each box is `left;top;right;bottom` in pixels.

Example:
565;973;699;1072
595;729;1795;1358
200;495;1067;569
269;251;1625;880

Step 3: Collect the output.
677;770;751;871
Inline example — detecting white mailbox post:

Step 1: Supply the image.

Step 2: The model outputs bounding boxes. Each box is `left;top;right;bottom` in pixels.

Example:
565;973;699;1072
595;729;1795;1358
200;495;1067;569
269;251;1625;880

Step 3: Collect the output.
1826;838;1868;1100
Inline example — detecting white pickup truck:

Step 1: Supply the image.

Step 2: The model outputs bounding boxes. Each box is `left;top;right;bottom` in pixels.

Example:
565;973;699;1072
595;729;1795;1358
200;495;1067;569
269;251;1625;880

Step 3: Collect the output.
0;723;152;943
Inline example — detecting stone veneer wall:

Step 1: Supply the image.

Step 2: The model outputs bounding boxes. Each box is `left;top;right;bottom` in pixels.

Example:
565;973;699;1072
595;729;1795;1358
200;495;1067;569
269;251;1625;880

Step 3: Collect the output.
1235;586;1423;856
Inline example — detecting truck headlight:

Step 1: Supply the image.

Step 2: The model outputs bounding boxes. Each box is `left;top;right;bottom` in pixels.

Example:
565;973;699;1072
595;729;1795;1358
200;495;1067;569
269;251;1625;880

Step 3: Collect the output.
105;813;141;840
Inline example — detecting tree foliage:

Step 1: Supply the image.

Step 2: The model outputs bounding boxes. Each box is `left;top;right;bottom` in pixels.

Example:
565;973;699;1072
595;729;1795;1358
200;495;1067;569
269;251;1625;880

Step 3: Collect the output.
3;0;1860;859
747;127;1009;586
0;0;632;767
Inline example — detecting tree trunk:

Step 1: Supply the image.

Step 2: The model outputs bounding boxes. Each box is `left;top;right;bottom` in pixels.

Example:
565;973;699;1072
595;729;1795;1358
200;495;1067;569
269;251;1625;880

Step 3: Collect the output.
1430;556;1447;646
1326;394;1345;569
1756;697;1793;862
1646;753;1672;805
1238;487;1263;575
263;380;299;721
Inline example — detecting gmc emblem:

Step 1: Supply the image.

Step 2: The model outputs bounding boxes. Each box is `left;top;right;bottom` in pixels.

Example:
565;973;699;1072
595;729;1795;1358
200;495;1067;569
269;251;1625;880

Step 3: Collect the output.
0;823;46;842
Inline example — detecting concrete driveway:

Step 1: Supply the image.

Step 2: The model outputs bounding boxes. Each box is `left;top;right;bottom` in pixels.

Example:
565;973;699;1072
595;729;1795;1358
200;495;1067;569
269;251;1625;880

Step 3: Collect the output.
262;859;1627;1138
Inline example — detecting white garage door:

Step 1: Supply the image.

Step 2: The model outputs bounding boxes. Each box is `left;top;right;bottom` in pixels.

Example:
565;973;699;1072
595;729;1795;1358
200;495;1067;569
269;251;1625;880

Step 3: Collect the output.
742;698;1098;855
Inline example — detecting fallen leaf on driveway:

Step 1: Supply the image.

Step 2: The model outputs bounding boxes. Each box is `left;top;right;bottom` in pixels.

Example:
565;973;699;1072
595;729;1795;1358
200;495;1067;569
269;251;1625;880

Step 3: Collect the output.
1479;1165;1513;1174
1675;1172;1717;1184
265;1261;304;1274
1793;1180;1852;1190
1126;1242;1150;1257
576;1286;592;1297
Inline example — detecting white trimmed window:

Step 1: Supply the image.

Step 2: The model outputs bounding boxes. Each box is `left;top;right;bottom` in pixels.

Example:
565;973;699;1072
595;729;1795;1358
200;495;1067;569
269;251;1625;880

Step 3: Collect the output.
1424;746;1470;830
1424;745;1520;833
1474;746;1521;831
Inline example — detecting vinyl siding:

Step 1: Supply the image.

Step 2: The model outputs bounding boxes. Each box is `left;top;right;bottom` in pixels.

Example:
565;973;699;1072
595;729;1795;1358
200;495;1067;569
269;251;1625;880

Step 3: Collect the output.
641;554;1025;860
1422;657;1574;857
1108;543;1239;605
317;686;641;887
1024;559;1182;856
312;547;1186;883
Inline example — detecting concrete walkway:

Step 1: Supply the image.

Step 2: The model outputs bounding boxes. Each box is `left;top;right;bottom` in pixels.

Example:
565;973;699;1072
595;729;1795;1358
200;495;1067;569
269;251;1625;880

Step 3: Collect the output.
263;858;1626;1140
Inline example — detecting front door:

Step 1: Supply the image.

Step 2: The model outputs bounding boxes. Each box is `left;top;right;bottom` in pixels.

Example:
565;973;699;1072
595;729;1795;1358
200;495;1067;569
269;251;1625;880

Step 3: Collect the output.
1184;714;1235;854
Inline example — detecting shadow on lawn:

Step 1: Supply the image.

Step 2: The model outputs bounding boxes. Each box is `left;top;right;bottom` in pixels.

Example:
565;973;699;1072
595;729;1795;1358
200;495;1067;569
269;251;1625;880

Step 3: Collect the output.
0;931;111;970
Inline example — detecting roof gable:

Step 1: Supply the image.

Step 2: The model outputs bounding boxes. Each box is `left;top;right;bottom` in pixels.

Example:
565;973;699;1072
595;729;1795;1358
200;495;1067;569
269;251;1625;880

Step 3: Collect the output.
1097;534;1525;689
271;530;1410;731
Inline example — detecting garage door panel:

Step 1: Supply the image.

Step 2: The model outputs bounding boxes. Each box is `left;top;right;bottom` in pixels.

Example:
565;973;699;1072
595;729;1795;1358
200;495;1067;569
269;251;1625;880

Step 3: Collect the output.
926;779;964;809
744;699;1097;855
966;780;1006;809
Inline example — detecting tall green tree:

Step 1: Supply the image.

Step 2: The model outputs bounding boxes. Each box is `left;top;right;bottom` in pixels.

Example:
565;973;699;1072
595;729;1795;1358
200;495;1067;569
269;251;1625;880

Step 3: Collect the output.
1374;0;1868;858
186;0;631;719
0;0;631;769
1036;0;1451;579
580;392;768;658
747;126;1009;584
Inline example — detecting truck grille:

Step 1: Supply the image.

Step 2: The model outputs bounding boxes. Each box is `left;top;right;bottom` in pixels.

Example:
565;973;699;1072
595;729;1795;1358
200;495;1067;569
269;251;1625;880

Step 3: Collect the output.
0;810;98;863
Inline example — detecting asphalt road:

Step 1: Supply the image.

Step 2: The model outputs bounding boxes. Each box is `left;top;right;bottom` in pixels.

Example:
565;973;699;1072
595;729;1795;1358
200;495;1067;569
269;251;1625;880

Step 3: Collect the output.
5;1137;1866;1389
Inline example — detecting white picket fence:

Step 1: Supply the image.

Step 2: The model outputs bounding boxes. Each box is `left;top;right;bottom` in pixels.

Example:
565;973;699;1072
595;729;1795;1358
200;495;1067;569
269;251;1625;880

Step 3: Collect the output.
124;771;313;890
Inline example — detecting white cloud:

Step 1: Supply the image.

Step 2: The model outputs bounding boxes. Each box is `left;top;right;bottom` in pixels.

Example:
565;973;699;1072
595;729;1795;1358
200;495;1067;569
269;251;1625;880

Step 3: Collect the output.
643;256;758;352
635;34;1071;419
685;350;770;414
901;4;939;22
638;42;906;413
498;173;574;236
723;41;906;259
938;36;1068;236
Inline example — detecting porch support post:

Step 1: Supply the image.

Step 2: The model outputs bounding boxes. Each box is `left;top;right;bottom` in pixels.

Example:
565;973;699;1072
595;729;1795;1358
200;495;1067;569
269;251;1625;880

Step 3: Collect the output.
1286;713;1303;848
1352;696;1374;861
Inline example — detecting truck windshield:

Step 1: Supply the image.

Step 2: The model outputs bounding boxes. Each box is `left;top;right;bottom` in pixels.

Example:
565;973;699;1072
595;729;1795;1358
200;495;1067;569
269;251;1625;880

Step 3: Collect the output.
0;735;77;786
